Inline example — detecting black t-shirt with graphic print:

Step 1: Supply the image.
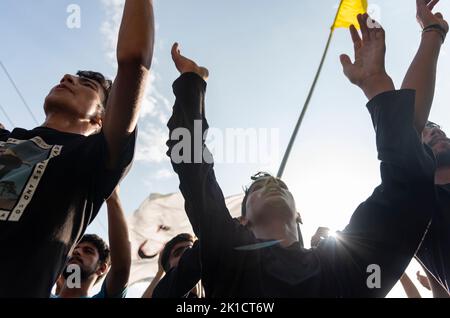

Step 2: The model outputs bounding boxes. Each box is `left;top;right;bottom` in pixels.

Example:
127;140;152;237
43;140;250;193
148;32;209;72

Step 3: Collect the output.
0;126;135;297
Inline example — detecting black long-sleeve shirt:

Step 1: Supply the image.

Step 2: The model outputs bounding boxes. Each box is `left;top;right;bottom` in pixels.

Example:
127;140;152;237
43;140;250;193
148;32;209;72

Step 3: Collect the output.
167;72;436;298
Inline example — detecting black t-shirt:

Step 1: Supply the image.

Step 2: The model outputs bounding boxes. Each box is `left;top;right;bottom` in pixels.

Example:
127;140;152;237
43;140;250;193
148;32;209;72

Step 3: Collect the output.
0;126;135;297
416;184;450;293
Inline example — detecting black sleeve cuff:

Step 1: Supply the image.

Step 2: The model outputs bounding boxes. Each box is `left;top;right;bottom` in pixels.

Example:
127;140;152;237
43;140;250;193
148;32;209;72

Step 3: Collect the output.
172;72;207;119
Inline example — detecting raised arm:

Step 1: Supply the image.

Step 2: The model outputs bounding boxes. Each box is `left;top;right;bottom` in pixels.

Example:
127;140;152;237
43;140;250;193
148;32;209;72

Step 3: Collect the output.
166;43;255;252
104;187;131;297
400;273;422;298
420;266;450;298
141;251;165;298
103;0;155;168
152;241;201;298
319;14;436;298
401;0;448;134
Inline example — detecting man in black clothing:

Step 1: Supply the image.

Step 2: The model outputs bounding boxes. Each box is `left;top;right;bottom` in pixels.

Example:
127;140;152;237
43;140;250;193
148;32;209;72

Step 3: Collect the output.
414;122;450;297
0;0;155;297
151;235;200;298
166;14;436;297
397;0;450;297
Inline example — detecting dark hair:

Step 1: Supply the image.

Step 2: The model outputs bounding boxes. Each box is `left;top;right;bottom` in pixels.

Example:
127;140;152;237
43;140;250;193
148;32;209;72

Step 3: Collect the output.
79;234;111;282
425;121;441;130
241;172;274;217
161;233;195;272
76;70;112;107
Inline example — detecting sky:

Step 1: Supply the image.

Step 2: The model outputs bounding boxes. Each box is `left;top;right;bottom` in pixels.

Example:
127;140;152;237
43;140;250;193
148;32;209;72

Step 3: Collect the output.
1;0;449;298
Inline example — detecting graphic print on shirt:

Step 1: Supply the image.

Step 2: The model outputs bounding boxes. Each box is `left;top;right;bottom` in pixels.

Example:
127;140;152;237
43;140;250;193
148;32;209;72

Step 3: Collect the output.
0;137;62;222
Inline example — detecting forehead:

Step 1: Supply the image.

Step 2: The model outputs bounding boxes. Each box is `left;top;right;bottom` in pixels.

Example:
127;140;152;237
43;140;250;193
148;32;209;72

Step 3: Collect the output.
77;241;98;252
171;241;192;253
77;76;106;100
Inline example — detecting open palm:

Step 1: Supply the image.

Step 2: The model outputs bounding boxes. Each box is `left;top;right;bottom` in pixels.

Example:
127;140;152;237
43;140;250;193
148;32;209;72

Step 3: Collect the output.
340;14;387;88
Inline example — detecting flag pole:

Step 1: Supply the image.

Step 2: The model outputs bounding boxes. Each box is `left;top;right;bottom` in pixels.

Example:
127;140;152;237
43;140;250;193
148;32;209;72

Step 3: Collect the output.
276;1;344;178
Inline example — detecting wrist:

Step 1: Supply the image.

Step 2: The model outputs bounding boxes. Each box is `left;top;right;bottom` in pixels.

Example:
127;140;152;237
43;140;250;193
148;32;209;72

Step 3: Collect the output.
422;29;444;44
180;67;209;81
360;72;395;100
422;24;447;44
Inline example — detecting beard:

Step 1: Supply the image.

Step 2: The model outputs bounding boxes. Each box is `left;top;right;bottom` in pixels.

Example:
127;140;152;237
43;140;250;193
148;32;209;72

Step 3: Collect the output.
436;148;450;168
61;262;96;282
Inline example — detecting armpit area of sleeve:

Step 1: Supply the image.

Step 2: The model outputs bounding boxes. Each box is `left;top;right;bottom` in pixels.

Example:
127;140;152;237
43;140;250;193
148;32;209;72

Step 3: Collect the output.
98;128;137;199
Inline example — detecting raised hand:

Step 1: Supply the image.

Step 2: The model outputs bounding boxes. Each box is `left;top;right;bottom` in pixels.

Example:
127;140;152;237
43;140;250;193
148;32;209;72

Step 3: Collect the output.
416;0;448;34
416;271;432;290
171;43;209;81
340;13;394;100
310;227;330;248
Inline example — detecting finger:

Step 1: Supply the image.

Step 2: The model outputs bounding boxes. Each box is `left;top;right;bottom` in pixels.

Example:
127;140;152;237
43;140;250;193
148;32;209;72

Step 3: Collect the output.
417;0;427;10
199;67;210;80
340;54;353;72
428;0;440;11
171;42;180;57
358;14;370;41
374;25;385;40
435;12;443;19
349;24;362;49
340;54;356;83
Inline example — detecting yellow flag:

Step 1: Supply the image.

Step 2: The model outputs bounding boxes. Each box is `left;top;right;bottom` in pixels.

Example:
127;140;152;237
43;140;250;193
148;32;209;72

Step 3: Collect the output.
332;0;368;30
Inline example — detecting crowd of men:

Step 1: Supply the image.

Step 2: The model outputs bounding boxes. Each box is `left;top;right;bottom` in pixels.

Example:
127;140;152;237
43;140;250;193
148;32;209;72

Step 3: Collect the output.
0;0;449;298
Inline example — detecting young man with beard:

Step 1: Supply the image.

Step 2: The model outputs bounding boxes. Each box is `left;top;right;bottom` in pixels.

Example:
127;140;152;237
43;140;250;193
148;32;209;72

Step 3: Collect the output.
0;0;154;297
56;187;131;298
166;12;436;297
413;122;450;297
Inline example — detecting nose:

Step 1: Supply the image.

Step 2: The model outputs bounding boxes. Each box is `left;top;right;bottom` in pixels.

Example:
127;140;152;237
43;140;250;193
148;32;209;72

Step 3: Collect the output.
264;177;280;187
61;74;75;85
72;248;81;257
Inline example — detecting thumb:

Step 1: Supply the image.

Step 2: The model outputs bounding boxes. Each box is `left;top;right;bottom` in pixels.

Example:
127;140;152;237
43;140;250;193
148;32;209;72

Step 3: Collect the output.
171;42;180;59
435;12;443;19
340;54;352;65
340;54;353;73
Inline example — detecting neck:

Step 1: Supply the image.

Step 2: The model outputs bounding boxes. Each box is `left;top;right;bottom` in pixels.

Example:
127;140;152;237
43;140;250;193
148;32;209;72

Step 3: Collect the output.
58;277;96;298
251;218;298;247
435;166;450;185
43;112;96;136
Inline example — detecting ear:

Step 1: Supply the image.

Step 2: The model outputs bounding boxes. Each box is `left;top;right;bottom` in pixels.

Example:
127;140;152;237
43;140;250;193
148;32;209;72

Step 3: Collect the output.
296;212;303;225
237;216;249;226
96;262;109;277
90;111;103;127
